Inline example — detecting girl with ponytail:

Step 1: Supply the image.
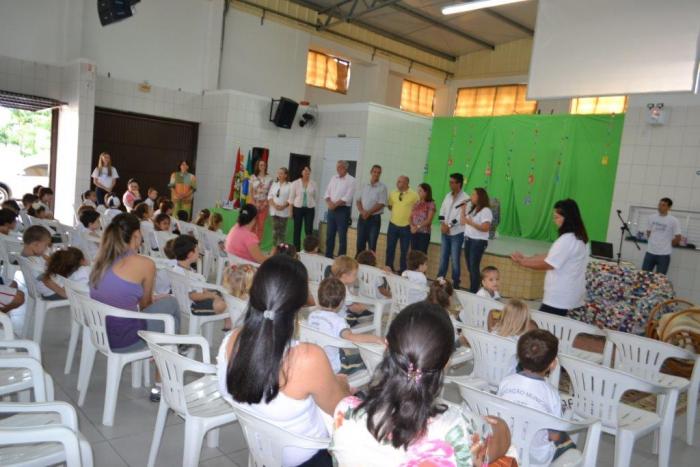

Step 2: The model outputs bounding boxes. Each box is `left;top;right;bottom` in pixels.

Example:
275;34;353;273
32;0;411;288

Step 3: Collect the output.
217;255;350;467
332;302;511;466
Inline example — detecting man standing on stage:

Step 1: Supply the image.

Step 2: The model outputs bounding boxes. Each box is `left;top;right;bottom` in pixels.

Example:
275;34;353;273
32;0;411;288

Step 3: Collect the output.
385;175;419;273
356;165;387;253
642;197;681;275
324;160;355;258
437;173;469;288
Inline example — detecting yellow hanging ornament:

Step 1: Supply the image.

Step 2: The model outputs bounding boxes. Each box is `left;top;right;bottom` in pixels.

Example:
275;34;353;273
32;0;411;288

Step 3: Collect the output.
601;155;609;166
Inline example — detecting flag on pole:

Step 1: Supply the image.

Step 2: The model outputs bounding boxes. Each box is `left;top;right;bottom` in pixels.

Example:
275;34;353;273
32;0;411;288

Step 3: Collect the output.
228;147;244;206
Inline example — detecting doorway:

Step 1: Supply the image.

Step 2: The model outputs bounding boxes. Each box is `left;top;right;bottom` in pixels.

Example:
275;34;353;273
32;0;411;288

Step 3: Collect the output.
91;108;199;202
288;153;311;182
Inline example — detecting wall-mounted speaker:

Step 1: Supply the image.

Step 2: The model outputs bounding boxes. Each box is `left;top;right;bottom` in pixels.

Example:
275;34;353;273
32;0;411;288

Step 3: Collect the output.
98;0;139;26
270;97;299;129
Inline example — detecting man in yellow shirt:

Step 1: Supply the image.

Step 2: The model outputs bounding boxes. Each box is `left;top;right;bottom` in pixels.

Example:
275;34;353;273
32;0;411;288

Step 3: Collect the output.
386;175;419;272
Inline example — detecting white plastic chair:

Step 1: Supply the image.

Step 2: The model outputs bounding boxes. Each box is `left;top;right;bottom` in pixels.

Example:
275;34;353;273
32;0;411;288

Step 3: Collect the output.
151;231;177;259
355;342;385;376
357;265;393;335
16;256;70;343
63;280;91;382
231;404;331;467
0;315;54;402
199;229;225;280
74;293;175;426
456;383;602;467
18;210;32;228
558;354;680;467
447;323;516;392
530;310;609;364
455;289;504;330
0;236;22;285
384;274;428;319
221;293;247;329
138;331;237;467
216;253;259;286
165;269;228;348
605;329;700;446
299;252;332;283
177;220;203;241
298;322;371;388
0;401;94;467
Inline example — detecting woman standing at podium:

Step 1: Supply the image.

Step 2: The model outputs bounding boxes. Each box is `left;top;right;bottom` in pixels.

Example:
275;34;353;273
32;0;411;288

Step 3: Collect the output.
510;199;589;317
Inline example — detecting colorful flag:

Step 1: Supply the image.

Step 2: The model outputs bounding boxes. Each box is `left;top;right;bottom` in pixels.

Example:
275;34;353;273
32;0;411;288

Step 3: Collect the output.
228;147;243;205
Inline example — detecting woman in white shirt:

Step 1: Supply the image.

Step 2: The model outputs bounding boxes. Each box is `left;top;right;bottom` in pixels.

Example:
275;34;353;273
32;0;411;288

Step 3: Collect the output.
249;159;273;240
511;199;589;316
217;255;349;467
91;152;119;206
268;167;291;247
288;166;317;251
461;187;493;293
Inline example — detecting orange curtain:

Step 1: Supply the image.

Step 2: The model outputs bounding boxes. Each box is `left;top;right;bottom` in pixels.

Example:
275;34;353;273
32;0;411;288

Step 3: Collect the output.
571;96;627;114
306;51;349;93
401;80;435;116
455;84;536;117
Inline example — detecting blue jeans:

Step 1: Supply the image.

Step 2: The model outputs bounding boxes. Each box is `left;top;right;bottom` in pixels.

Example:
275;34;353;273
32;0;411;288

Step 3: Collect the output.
386;223;411;272
356;214;381;253
411;232;431;254
325;206;350;258
642;252;671;275
438;233;463;288
464;237;488;293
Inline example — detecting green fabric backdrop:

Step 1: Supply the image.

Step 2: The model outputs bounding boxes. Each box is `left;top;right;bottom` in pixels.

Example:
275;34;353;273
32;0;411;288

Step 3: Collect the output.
210;207;298;251
424;114;624;242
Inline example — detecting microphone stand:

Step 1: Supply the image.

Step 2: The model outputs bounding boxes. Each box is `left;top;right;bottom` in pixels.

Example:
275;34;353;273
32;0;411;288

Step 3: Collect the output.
616;209;640;265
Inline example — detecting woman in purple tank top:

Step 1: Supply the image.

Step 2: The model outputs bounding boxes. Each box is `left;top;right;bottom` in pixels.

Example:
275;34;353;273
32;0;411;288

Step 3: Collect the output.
90;213;180;401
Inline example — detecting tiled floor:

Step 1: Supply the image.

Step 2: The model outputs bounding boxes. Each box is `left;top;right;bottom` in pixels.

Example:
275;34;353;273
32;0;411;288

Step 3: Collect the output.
20;305;700;466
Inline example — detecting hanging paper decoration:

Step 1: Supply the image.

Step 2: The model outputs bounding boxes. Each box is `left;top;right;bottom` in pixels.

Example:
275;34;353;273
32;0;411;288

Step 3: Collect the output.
446;125;456;169
524;194;532;205
524;123;540;204
485;162;492;177
601;155;609;166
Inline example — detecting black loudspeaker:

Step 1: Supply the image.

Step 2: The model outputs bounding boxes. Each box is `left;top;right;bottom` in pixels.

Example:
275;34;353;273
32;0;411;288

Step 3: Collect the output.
98;0;137;26
270;97;299;129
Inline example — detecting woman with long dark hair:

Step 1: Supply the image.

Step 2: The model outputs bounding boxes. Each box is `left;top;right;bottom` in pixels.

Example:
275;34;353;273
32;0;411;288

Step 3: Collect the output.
511;198;589;316
224;204;268;263
409;182;435;253
217;255;350;466
331;302;510;465
461;187;493;293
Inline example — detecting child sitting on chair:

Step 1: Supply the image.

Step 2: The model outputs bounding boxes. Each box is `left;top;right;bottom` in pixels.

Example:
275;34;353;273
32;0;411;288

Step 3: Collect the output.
144;187;158;210
427;277;467;347
102;195;123;226
302;235;320;254
171;235;226;314
489;298;538;338
308;277;385;375
45;247;91;298
355;249;391;299
272;242;298;259
77;209;101;259
223;263;256;300
498;329;576;466
208;213;224;234
21;226;64;300
477;265;501;300
153;213;171;232
331;256;373;327
401;250;428;304
81;190;98;209
194;209;210;227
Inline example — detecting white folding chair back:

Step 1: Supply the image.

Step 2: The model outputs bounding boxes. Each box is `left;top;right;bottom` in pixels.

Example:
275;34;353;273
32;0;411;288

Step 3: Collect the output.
299;252;332;283
384;274;428;317
0;312;13;340
222;293;247;329
177;220;202;241
356;342;385;376
559;354;678;467
449;323;516;391
298;322;370;387
19;210;32;228
357;265;387;299
232;404;330;467
0;335;54;402
73;293;175;425
456;384;602;467
17;256;70;342
0;401;94;467
455;290;503;330
152;231;176;258
139;331;237;467
606;329;699;445
530;311;608;363
63;280;90;377
0;236;23;285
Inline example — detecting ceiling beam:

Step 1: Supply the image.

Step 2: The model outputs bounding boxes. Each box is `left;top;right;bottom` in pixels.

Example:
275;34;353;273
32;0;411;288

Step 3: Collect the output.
283;0;458;61
391;3;495;50
319;0;404;31
481;9;534;36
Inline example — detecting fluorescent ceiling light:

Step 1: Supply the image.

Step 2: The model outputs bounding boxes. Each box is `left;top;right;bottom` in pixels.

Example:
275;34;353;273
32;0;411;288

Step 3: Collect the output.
442;0;529;15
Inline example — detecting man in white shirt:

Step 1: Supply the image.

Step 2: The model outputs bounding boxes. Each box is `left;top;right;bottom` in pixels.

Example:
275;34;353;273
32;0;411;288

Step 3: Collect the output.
437;173;468;289
355;165;387;254
324;160;355;258
642;197;681;275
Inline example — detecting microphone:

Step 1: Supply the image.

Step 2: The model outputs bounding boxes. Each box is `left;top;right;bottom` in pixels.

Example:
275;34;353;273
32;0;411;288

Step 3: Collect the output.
616;209;622;214
455;202;467;209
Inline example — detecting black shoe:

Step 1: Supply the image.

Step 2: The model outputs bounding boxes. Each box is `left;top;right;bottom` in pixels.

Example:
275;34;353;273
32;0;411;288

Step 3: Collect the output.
150;385;161;402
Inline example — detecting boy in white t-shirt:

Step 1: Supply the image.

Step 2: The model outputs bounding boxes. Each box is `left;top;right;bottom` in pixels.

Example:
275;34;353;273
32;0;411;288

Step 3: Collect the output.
476;265;502;300
171;235;226;316
401;250;428;304
642;197;681;275
307;277;384;374
21;225;64;300
498;329;576;467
